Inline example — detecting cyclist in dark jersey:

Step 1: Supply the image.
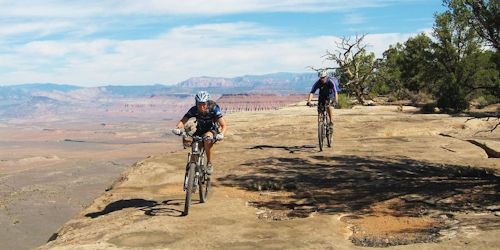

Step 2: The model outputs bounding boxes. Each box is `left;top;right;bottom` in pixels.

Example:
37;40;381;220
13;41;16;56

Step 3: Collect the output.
172;91;227;174
306;71;339;128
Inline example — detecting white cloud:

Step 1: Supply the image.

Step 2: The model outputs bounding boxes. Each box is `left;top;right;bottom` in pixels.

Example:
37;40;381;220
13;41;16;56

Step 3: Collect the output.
0;21;73;37
164;22;277;45
0;0;404;18
0;0;436;86
22;41;69;57
19;39;114;57
417;28;433;37
113;0;389;15
343;13;366;25
0;1;104;18
365;33;413;56
0;21;417;86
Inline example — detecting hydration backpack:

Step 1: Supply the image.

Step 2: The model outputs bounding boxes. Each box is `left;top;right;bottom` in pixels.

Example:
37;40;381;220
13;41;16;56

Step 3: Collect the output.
331;77;342;93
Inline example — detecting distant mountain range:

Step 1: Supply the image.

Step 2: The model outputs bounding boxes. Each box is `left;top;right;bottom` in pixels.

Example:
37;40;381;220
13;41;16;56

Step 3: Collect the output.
173;72;317;95
1;72;317;99
0;72;317;121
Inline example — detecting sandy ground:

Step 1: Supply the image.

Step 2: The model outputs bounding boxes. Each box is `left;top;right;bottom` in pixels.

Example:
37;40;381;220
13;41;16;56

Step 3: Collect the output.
33;104;500;249
0;119;182;250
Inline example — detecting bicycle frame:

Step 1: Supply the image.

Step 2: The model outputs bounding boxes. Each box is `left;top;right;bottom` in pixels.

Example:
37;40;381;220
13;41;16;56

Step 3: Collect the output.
184;136;206;191
181;134;215;215
310;101;333;151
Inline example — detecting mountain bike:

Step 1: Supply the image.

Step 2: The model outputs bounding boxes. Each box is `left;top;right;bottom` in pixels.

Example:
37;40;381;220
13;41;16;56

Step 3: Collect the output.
309;101;333;151
178;132;215;216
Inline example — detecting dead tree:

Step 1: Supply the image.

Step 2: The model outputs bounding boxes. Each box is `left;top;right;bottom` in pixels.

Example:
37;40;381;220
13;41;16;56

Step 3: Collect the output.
321;34;379;105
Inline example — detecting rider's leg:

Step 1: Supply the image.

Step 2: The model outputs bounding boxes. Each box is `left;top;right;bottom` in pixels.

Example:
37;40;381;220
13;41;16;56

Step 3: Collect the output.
318;99;325;116
203;131;214;162
327;105;334;122
203;131;214;173
327;104;334;129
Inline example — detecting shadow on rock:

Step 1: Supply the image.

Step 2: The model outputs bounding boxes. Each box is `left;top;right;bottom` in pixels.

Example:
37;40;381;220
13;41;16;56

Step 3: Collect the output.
144;199;184;217
218;155;500;218
85;199;159;218
248;144;317;153
85;198;186;218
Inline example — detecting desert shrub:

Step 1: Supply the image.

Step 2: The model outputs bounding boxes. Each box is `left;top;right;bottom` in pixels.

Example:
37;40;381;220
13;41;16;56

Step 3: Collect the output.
473;95;499;109
336;93;352;109
388;89;412;102
387;95;397;102
437;82;469;113
420;102;437;113
410;91;433;106
473;96;488;109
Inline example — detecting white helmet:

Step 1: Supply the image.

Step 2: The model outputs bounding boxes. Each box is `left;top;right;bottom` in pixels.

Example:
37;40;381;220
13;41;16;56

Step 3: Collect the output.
195;91;210;103
319;71;328;78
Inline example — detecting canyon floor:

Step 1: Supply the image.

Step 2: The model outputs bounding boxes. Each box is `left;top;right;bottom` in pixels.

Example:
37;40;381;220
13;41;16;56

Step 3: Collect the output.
0;118;181;250
5;103;500;250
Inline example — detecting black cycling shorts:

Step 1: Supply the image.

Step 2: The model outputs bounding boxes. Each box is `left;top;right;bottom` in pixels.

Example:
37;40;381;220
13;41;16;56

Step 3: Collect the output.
318;98;335;111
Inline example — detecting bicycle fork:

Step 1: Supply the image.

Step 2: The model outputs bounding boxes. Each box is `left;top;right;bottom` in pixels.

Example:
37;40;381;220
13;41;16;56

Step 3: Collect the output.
183;153;200;192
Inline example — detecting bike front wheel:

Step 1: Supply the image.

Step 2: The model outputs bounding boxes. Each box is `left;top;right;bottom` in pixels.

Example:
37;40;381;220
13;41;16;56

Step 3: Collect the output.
198;154;210;203
326;116;332;148
318;114;325;151
183;163;196;216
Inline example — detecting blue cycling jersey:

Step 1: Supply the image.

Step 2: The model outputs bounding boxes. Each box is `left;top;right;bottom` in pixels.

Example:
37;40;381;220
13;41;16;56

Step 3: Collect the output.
183;101;223;134
310;77;338;100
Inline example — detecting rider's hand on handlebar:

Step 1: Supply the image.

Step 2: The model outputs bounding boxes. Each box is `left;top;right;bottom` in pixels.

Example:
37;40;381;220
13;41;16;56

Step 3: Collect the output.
215;133;224;141
172;128;182;135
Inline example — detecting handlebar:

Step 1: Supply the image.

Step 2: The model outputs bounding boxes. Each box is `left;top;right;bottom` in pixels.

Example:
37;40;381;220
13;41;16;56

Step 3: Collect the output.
187;133;218;143
307;101;338;108
174;130;219;143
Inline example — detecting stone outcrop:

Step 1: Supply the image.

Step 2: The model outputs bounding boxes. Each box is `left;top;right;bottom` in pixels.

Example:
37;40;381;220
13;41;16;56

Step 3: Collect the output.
216;93;307;113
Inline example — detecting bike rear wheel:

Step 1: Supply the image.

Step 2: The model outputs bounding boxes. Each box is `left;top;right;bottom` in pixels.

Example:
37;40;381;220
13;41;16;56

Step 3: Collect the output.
198;153;210;203
183;163;196;216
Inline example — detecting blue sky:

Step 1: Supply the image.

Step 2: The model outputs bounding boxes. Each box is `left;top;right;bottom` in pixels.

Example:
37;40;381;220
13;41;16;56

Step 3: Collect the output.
0;0;445;86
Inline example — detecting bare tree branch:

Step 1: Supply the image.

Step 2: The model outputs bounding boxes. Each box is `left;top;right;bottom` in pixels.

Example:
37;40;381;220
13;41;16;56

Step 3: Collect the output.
320;33;376;104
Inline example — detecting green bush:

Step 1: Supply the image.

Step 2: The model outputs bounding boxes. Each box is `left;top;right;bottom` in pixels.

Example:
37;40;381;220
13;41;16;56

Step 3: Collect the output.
388;89;412;102
420;103;437;113
410;91;433;106
437;82;469;113
473;95;499;109
336;93;352;109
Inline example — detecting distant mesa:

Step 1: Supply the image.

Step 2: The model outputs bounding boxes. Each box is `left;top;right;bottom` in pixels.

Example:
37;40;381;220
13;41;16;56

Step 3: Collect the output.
174;72;316;95
0;72;317;120
216;93;307;113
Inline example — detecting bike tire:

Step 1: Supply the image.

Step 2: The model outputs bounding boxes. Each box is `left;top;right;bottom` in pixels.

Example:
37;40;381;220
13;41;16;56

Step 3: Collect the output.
326;115;332;148
183;163;196;216
198;153;210;203
318;113;324;151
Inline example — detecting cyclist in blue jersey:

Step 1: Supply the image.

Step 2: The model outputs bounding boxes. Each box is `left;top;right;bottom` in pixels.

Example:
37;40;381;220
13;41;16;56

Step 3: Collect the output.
306;71;339;128
172;91;227;175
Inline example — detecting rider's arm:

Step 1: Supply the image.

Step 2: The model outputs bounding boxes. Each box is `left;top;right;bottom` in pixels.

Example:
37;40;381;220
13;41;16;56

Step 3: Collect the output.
334;82;339;103
175;116;189;129
217;117;227;135
307;93;314;103
177;106;197;129
307;81;319;104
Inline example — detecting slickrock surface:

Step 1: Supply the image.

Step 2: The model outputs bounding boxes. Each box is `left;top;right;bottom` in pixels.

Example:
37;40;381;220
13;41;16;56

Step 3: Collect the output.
41;104;500;249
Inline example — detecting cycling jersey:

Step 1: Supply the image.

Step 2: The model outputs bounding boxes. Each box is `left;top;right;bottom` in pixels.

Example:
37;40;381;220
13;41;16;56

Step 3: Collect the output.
310;77;337;101
183;101;223;135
